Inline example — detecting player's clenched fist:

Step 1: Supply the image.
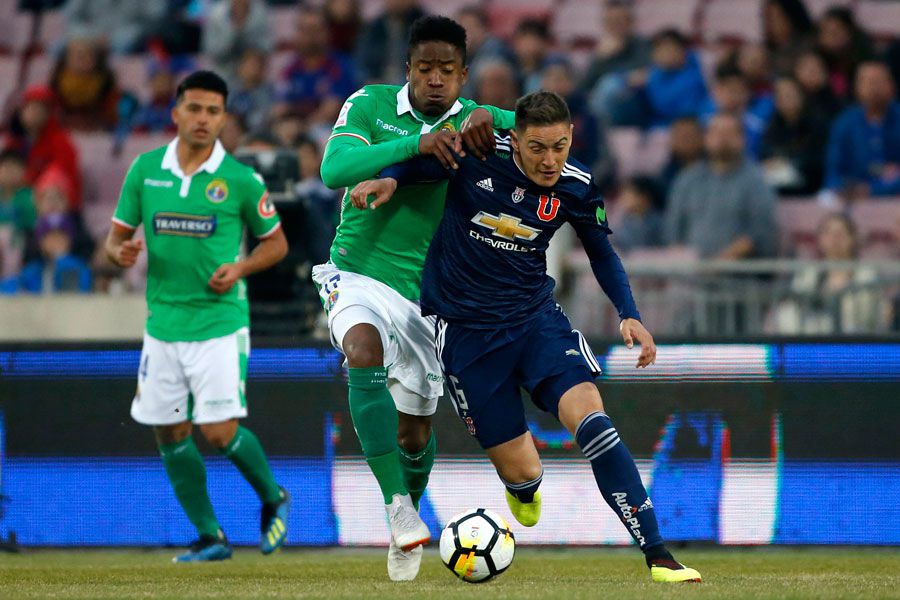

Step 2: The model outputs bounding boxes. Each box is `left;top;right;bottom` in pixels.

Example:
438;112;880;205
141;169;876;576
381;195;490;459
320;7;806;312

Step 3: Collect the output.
350;178;399;210
114;239;143;268
456;107;497;160
208;262;245;294
419;129;461;169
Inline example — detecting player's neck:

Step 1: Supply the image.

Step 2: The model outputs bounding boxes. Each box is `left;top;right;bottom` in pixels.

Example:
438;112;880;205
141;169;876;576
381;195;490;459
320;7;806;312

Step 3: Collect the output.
176;139;215;177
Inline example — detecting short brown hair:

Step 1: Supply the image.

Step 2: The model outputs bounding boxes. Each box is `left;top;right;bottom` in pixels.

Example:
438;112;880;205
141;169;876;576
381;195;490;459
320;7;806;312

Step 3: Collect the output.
515;91;571;132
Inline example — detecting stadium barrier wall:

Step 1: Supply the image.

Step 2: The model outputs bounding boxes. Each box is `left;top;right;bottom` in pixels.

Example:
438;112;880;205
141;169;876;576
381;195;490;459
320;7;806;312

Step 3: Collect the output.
1;341;898;546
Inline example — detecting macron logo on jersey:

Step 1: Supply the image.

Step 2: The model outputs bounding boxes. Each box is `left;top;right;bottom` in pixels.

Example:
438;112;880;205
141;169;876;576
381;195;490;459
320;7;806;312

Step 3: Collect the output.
476;178;494;192
153;212;217;238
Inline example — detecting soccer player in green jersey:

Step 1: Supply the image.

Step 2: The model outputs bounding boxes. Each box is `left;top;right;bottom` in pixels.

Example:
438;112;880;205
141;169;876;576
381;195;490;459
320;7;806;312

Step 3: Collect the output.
313;16;515;581
105;71;291;562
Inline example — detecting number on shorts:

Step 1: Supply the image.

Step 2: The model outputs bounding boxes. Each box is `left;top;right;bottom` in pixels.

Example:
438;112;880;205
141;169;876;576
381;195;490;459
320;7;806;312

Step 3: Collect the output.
447;375;469;412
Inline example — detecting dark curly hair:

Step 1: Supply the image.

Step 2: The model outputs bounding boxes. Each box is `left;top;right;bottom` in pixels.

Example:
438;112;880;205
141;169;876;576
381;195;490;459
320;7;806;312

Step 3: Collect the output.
407;15;467;65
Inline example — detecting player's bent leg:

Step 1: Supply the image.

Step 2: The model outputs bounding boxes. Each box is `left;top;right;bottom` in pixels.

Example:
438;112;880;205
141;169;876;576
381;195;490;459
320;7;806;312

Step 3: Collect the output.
486;432;544;527
200;419;289;555
557;383;701;582
155;423;230;562
396;398;435;510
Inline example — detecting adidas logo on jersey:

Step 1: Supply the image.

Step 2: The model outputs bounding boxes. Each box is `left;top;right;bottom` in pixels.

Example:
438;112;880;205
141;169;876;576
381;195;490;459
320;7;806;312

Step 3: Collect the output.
476;178;494;192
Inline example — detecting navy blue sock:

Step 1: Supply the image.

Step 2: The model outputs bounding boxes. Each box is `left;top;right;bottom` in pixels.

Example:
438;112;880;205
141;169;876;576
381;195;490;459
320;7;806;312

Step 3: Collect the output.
575;411;663;552
501;471;543;503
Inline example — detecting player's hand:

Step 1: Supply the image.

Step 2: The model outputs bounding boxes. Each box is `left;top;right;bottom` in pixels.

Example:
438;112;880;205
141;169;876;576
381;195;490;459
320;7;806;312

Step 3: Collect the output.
208;262;244;294
620;318;656;368
419;129;461;169
456;107;496;160
350;178;398;210
115;239;143;268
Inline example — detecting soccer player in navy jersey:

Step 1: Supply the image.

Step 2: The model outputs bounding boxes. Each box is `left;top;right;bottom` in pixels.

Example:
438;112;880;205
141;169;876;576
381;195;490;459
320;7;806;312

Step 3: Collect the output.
349;90;701;583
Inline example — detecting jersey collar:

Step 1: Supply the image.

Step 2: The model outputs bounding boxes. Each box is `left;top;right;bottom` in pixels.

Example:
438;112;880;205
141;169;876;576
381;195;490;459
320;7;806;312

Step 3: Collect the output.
395;83;463;133
161;137;226;178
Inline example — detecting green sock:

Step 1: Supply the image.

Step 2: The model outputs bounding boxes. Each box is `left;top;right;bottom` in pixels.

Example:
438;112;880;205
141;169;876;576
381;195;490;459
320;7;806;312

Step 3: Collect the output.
348;366;406;504
159;437;221;538
400;431;436;510
220;426;282;504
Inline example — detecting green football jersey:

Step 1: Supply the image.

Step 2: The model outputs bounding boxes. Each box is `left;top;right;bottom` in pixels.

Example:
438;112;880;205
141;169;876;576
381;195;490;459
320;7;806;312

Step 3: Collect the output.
113;139;280;342
325;84;515;302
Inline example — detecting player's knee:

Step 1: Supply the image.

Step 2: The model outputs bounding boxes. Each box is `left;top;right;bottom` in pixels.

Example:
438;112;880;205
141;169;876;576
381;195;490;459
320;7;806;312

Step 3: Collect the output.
154;422;192;446
499;461;544;485
343;324;385;368
198;422;238;449
398;414;432;453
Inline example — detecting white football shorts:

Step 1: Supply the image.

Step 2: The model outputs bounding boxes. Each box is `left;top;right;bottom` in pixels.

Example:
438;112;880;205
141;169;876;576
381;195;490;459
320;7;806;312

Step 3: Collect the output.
312;262;443;415
130;327;250;426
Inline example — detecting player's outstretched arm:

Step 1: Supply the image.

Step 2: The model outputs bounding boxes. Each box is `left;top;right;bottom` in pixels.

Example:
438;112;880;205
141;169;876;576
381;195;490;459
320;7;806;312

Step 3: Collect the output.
104;223;143;268
208;226;288;295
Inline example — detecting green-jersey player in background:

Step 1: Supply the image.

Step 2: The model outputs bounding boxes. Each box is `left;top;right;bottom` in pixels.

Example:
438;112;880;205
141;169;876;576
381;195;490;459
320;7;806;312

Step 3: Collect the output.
105;71;291;562
314;16;515;581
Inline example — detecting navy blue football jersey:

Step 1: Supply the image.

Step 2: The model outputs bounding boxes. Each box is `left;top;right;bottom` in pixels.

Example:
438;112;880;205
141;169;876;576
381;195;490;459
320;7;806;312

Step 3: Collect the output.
383;131;638;328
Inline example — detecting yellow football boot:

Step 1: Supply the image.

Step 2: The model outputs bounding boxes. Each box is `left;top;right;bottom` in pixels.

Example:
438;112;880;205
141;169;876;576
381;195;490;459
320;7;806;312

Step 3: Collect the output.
505;490;542;527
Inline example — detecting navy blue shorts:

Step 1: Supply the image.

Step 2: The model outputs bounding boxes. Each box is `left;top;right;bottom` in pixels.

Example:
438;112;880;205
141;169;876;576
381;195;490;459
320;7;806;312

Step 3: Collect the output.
435;305;601;449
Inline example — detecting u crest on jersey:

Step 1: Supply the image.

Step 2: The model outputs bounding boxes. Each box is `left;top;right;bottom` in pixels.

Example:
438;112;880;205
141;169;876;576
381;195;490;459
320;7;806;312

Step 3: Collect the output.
536;195;560;222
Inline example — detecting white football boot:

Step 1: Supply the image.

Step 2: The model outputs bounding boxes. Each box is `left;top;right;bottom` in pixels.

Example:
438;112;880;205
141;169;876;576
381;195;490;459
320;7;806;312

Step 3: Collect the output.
387;539;424;581
385;493;430;551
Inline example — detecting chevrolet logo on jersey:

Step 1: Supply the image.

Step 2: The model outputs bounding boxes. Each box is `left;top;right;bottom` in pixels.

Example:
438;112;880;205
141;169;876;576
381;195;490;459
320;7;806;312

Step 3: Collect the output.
153;212;217;238
471;211;540;241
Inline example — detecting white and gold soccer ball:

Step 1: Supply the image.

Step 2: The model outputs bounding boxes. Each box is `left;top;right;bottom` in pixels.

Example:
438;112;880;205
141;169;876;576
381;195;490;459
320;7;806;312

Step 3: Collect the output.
439;508;515;583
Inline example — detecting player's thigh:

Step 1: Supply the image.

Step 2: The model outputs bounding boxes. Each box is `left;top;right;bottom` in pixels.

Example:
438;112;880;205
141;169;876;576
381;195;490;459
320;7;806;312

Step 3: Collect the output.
438;321;527;450
182;328;249;425
387;308;443;414
519;307;602;419
130;331;192;426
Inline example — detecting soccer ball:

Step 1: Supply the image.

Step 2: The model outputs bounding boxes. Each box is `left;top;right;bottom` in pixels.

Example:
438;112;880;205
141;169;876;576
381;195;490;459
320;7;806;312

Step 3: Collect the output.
439;508;515;583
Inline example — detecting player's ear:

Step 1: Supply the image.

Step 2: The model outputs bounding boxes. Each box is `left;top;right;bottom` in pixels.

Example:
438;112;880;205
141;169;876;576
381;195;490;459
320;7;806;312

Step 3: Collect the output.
405;62;411;82
510;128;519;151
460;65;469;86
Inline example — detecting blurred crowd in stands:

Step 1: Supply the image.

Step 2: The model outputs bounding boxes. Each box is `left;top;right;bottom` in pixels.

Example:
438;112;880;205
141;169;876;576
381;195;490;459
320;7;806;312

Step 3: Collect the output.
0;0;897;334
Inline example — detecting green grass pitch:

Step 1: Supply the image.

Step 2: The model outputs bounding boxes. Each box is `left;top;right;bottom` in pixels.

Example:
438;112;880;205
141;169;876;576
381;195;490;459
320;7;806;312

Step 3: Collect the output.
1;547;899;599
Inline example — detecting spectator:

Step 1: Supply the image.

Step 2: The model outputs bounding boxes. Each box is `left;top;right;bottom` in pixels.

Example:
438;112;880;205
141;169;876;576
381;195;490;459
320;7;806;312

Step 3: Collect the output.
219;113;248;154
541;60;614;189
611;176;665;254
761;75;828;196
50;36;121;131
2;86;82;213
579;0;651;97
325;0;363;56
129;57;186;134
0;151;36;279
354;0;426;84
511;19;558;95
457;5;514;99
641;29;709;128
473;60;521;112
700;65;773;158
228;49;276;134
762;0;814;75
732;43;774;101
202;0;271;88
794;50;844;121
63;0;166;54
775;213;883;334
278;6;358;130
816;7;874;101
887;39;900;99
271;112;307;148
12;213;92;294
658;116;705;194
665;112;777;259
295;136;339;264
822;62;900;202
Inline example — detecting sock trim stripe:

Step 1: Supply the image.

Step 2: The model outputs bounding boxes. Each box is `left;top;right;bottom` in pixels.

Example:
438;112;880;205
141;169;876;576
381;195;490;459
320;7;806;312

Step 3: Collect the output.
502;473;544;489
580;427;617;455
585;435;621;460
575;411;609;438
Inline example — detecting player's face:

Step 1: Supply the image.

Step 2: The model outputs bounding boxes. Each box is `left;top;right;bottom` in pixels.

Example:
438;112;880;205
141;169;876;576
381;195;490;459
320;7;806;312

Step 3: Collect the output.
407;41;468;116
172;89;227;149
511;122;573;187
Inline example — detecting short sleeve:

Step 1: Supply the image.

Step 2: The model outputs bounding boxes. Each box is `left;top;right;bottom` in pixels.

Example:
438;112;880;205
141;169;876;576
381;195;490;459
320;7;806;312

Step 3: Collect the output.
569;180;612;235
328;88;375;145
241;171;281;238
112;158;143;229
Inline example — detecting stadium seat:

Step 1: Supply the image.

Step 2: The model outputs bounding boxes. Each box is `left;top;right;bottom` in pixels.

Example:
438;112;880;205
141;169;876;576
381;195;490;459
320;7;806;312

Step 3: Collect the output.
638;128;671;176
608;127;643;179
553;0;604;46
0;55;21;111
703;0;763;43
633;0;700;37
22;53;52;88
36;9;64;54
421;0;478;19
270;50;295;82
0;10;33;54
486;4;552;40
111;56;149;102
851;200;900;259
270;6;298;51
775;199;830;257
855;0;900;39
805;0;855;18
